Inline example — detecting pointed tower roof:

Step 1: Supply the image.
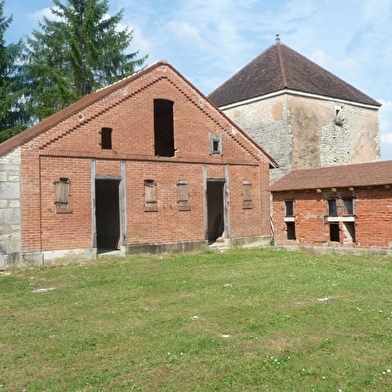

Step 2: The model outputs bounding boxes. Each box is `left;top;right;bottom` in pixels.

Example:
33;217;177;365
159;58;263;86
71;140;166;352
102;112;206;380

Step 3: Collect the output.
209;38;381;108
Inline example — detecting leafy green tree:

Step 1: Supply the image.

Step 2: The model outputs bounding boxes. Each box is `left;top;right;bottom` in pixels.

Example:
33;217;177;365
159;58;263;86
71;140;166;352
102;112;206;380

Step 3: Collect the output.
0;0;28;142
25;0;147;121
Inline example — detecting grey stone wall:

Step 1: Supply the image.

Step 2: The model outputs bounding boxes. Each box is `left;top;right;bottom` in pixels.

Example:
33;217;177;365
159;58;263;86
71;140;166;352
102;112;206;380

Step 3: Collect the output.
0;147;21;257
222;93;380;183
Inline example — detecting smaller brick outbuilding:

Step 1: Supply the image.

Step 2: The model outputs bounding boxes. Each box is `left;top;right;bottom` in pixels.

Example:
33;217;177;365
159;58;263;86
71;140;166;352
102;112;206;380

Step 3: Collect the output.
270;161;392;253
0;60;276;268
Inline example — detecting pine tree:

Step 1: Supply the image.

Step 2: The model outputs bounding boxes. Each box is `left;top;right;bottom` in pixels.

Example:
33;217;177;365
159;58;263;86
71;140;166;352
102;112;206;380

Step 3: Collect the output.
0;0;28;142
25;0;147;121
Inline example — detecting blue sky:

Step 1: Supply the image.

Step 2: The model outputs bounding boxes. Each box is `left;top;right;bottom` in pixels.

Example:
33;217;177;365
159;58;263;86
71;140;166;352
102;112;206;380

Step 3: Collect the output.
4;0;392;160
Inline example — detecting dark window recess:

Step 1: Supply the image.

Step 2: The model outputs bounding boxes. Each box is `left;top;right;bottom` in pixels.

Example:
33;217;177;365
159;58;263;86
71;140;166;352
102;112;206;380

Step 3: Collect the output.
342;197;354;215
327;199;338;217
329;223;340;242
177;180;190;211
285;200;294;216
144;179;158;211
54;177;70;210
343;222;356;243
101;127;112;149
209;134;222;155
286;222;296;240
242;181;252;209
154;99;175;157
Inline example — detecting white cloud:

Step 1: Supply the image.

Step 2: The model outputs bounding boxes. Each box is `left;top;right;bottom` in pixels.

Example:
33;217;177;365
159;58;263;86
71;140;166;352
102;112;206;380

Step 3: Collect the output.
164;21;204;48
27;7;61;23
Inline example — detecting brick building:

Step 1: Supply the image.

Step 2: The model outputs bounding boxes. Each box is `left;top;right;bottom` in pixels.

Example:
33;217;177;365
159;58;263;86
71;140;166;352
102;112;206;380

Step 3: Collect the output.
270;161;392;253
0;60;276;268
209;38;381;182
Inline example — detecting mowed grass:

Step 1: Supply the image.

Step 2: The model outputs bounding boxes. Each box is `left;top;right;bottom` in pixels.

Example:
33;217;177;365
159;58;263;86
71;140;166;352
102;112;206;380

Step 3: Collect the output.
1;247;392;391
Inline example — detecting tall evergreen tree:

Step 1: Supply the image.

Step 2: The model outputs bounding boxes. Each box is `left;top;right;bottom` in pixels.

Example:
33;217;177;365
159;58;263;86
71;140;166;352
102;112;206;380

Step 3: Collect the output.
0;0;28;142
25;0;147;121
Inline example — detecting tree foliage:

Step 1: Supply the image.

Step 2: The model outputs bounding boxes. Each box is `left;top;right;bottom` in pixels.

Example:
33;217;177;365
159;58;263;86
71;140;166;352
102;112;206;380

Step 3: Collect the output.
0;0;28;142
25;0;147;121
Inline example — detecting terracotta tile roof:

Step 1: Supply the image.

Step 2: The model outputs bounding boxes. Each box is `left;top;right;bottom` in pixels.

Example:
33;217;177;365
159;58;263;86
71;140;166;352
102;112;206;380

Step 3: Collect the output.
0;60;277;167
269;160;392;192
209;40;381;108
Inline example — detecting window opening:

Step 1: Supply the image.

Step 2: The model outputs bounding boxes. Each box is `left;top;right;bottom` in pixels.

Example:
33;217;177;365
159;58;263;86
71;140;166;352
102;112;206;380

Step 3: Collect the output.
286;222;296;240
154;99;175;157
242;181;252;209
329;223;340;242
342;197;354;215
209;134;222;155
54;177;70;210
334;105;343;125
342;222;355;243
101;127;112;149
284;200;294;216
327;198;338;217
144;179;157;211
177;180;190;211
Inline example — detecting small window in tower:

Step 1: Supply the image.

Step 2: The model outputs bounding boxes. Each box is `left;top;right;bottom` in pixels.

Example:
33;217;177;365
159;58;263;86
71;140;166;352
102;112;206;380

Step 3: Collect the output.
177;180;190;211
242;181;252;209
144;179;158;212
54;177;71;212
101;127;112;149
209;134;222;155
334;106;343;125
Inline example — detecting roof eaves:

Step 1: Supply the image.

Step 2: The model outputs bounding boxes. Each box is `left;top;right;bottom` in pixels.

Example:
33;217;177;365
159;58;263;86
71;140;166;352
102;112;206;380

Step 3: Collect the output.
0;61;167;157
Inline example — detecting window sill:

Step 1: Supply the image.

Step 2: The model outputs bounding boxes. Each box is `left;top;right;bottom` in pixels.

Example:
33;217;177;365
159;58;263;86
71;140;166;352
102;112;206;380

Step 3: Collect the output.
56;208;73;214
327;216;355;222
144;206;158;212
179;205;191;211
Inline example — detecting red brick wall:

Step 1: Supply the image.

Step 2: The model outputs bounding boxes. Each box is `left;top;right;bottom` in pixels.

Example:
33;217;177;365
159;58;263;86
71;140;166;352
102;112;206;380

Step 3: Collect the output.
18;65;271;254
272;187;392;250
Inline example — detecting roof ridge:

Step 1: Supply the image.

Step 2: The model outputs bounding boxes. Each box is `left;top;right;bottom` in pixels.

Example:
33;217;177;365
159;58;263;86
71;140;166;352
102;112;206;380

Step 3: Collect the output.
276;39;288;88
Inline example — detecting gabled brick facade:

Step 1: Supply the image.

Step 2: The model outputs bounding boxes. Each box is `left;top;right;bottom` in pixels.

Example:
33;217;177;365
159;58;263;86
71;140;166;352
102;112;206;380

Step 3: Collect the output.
270;162;392;253
0;61;276;268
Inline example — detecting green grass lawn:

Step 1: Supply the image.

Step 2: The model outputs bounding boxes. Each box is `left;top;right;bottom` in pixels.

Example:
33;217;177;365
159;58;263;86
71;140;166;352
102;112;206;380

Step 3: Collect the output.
1;247;392;391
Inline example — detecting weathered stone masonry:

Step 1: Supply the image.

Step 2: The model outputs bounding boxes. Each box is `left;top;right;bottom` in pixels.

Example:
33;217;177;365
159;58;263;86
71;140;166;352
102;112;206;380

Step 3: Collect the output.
0;147;21;262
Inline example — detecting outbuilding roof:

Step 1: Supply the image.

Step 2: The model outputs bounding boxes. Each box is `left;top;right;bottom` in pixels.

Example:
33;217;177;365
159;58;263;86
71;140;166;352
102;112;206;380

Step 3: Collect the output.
269;160;392;192
209;39;381;108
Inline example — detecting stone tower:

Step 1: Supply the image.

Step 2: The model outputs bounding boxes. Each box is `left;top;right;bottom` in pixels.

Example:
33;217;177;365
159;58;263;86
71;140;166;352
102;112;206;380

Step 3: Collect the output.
209;38;381;183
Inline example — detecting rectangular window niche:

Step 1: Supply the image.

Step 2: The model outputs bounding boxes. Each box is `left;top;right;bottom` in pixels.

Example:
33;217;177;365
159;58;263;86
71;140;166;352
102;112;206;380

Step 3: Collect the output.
144;179;158;212
54;177;72;213
242;181;252;209
177;180;190;211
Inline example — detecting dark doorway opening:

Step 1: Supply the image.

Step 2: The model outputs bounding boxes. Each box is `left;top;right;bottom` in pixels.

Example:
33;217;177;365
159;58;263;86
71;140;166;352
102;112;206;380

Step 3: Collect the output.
95;179;120;251
207;180;225;242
